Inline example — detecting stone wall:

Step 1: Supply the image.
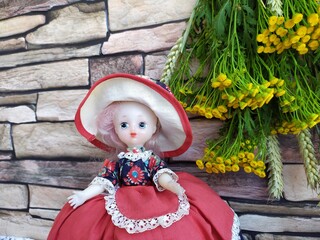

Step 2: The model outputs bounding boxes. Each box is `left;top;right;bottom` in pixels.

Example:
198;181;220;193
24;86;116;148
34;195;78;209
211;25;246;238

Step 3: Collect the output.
0;1;319;239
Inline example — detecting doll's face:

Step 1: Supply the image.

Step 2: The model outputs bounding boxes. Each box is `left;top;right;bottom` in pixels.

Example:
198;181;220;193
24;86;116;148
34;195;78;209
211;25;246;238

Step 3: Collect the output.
113;102;158;148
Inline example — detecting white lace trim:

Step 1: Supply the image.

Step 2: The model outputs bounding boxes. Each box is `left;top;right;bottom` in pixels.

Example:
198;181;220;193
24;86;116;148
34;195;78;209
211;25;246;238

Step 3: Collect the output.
231;212;241;240
153;168;178;191
90;176;116;194
104;191;190;234
117;149;153;162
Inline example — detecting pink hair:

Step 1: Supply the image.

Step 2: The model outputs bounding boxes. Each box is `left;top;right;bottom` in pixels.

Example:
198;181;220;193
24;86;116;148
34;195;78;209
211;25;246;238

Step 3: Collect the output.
96;101;162;160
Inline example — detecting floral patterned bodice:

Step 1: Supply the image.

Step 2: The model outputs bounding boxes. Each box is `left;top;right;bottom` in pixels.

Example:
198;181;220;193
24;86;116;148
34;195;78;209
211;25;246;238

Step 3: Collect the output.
97;147;168;187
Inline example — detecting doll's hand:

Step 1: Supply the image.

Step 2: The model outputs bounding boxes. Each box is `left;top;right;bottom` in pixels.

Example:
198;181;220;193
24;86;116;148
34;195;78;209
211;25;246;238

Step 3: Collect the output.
167;181;185;197
68;191;86;209
158;173;185;197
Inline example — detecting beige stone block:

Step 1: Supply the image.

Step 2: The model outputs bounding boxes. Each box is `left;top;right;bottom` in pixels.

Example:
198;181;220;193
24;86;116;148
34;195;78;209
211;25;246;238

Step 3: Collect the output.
0;184;28;209
29;185;74;209
145;52;168;80
0;59;89;92
102;22;186;54
0;210;52;240
26;2;107;45
37;89;88;121
240;214;320;232
0;93;37;105
0;106;36;123
12;122;106;159
108;0;196;31
29;208;60;220
0;44;99;68
0;14;45;38
172;118;224;161
283;164;319;201
0;124;12;151
0;37;26;52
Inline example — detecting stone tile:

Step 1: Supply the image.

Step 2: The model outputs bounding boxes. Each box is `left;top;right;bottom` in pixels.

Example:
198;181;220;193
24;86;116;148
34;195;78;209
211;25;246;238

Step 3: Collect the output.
170;163;269;200
229;201;320;217
0;210;52;240
29;185;74;209
0;124;12;151
239;214;320;233
0;93;37;106
102;22;186;54
0;38;26;53
0;106;36;123
108;0;196;31
283;164;319;201
12;122;107;159
0;0;93;20
145;52;168;80
29;208;59;221
278;134;303;163
172;118;224;161
0;44;99;69
89;55;143;84
0;160;100;189
26;2;107;45
37;89;88;121
0;15;45;38
256;233;320;240
0;184;28;209
0;152;12;160
0;59;89;92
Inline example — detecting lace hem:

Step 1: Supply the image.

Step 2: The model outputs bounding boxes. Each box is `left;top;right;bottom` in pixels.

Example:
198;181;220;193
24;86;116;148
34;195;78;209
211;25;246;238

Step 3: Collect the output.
104;191;190;234
231;212;241;240
90;176;115;194
153;168;178;191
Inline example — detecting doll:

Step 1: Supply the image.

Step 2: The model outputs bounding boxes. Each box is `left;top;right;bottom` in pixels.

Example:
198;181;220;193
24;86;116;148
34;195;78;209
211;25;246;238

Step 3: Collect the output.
48;73;241;240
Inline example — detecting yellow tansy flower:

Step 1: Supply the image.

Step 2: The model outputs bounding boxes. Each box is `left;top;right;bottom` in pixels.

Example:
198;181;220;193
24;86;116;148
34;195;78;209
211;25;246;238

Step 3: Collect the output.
231;164;240;172
268;16;278;26
308;13;319;26
284;19;295;29
217;73;227;82
292;13;303;24
277;16;285;25
244;166;252;173
296;26;307;37
257;46;264;53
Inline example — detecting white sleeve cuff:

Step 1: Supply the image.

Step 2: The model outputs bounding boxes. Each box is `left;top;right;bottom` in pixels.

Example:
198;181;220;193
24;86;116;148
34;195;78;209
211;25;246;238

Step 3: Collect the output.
90;176;115;194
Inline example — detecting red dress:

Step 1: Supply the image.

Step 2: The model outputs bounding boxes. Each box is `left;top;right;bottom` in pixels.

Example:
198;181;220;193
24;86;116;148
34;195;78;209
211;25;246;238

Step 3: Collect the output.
48;147;240;240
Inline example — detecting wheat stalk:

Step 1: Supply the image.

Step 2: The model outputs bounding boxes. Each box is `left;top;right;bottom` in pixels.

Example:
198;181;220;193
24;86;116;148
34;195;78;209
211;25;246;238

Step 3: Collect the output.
297;129;320;190
266;135;284;199
160;0;199;85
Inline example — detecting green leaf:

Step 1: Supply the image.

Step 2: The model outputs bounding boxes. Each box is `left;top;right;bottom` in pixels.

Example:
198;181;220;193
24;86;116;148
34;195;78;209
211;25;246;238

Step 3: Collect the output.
213;0;231;38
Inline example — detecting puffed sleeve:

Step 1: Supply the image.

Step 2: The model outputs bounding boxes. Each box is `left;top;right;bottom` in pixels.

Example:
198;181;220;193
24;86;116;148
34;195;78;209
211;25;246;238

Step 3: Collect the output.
149;154;178;191
89;159;120;194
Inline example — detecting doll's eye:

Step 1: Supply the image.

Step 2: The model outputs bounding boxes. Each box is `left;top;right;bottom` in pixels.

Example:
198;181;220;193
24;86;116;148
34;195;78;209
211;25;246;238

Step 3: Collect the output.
120;122;129;129
139;122;146;129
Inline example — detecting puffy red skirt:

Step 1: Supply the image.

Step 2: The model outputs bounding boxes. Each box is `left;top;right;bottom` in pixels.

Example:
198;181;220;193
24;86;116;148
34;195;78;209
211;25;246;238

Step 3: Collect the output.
48;172;238;240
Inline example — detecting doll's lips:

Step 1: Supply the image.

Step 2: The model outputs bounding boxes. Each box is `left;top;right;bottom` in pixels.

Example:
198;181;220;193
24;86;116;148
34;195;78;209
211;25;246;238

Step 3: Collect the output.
130;133;137;138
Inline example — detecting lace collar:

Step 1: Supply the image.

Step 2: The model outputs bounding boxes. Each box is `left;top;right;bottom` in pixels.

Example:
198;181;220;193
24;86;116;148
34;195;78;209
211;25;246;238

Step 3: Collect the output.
117;147;153;162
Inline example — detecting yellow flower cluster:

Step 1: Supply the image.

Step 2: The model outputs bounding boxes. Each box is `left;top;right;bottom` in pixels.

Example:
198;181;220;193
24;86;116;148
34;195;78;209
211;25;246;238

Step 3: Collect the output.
271;114;320;135
257;11;320;55
196;140;266;178
179;74;288;120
